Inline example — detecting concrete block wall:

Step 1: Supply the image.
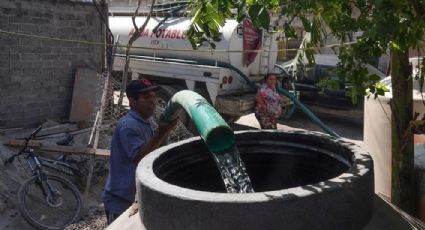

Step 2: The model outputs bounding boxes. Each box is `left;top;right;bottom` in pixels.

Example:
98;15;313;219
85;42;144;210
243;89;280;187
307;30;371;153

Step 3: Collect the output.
0;0;105;128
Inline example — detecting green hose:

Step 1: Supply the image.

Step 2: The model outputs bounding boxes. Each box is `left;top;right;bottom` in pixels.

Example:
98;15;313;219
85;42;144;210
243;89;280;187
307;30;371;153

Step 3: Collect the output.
160;90;235;154
276;86;340;137
214;61;341;138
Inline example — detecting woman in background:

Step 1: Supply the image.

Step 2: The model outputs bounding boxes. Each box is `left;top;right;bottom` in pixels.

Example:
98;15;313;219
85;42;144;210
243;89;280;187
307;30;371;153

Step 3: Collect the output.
255;73;283;129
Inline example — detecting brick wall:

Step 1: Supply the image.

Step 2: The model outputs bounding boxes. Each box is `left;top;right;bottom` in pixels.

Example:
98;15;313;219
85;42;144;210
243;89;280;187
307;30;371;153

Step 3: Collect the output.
0;0;105;128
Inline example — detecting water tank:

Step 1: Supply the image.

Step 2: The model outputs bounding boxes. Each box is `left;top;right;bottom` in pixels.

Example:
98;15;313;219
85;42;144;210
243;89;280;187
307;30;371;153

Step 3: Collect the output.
364;76;425;199
137;130;374;230
109;16;278;75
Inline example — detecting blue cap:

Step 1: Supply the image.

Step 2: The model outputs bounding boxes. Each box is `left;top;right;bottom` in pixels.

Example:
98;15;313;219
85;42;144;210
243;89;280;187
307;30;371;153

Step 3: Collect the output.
126;79;159;98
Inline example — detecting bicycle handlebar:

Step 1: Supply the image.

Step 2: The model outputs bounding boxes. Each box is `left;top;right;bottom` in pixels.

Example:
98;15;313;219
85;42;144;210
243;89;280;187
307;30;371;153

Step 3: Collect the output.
30;126;42;139
4;125;43;166
4;155;16;165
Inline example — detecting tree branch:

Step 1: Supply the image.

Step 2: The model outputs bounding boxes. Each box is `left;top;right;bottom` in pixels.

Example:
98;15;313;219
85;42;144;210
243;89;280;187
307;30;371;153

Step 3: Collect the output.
410;120;425;134
411;0;425;18
115;0;156;115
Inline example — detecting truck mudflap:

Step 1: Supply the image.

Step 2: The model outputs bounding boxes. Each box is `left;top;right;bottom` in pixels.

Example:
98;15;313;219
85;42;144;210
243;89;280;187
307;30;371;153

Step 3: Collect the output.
215;93;256;117
215;93;294;117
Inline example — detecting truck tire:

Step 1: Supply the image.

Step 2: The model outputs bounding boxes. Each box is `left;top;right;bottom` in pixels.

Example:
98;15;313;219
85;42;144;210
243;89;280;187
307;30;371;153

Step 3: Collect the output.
221;114;241;124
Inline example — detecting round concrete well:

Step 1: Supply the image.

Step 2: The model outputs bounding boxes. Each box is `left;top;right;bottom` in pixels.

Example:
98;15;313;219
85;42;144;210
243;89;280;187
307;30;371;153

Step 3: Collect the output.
136;130;374;230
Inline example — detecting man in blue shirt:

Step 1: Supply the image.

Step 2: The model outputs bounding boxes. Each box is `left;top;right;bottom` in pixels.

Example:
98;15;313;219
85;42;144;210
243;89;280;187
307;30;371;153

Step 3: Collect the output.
102;79;177;224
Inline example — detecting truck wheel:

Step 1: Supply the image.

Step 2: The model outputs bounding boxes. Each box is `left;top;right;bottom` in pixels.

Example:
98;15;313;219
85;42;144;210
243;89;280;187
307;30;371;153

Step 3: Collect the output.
154;86;195;143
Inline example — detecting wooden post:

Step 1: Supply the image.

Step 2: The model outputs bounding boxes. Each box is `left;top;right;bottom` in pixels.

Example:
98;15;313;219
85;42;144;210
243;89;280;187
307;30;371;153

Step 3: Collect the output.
83;69;110;205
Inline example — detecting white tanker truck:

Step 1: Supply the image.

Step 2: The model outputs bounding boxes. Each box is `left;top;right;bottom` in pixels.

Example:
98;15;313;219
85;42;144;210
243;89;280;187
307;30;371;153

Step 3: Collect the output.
109;16;281;121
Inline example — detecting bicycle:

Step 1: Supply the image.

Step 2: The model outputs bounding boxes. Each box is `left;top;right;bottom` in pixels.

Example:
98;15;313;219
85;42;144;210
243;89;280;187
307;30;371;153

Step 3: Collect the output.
38;151;108;188
4;125;82;230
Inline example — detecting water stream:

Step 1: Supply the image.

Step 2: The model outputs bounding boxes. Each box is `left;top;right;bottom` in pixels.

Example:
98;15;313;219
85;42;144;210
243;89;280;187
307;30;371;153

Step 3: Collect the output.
212;145;254;193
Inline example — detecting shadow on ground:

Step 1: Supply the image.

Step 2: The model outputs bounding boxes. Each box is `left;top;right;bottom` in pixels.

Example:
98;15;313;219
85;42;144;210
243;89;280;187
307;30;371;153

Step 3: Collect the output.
234;111;363;143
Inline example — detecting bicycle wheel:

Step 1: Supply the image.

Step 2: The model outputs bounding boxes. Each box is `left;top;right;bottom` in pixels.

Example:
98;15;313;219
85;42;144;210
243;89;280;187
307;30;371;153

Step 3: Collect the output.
17;175;82;230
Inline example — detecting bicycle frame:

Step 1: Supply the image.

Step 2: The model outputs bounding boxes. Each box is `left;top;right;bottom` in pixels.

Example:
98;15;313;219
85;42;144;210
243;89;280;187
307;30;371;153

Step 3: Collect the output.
38;156;82;178
18;150;60;200
21;150;45;177
5;125;84;177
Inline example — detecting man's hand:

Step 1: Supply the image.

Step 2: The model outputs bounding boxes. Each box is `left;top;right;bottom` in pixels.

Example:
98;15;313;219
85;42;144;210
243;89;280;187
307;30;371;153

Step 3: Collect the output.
133;117;179;165
157;117;179;135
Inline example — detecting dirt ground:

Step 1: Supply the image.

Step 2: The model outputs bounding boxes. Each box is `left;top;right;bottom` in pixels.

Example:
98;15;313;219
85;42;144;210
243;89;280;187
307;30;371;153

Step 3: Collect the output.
0;112;363;230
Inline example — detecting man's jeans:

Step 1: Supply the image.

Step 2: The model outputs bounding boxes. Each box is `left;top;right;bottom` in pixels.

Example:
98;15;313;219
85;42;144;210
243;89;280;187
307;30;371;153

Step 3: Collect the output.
105;209;121;225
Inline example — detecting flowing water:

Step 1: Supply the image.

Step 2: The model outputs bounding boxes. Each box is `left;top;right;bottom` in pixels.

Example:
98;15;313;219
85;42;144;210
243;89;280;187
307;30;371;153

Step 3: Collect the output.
212;146;254;193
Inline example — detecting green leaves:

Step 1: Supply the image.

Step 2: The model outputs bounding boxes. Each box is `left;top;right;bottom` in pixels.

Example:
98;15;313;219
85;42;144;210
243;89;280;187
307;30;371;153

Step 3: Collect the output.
187;0;279;49
366;82;389;99
390;41;402;51
187;0;230;49
236;0;247;22
248;4;270;29
186;0;425;104
300;16;311;32
283;22;297;38
316;78;340;91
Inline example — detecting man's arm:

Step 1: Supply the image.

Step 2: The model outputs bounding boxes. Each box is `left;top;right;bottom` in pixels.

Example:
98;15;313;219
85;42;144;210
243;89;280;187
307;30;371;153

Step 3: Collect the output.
132;119;178;165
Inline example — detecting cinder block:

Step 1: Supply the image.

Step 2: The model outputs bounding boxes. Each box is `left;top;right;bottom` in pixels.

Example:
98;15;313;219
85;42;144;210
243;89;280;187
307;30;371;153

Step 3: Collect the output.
40;61;52;68
0;34;17;45
30;17;50;24
41;54;58;61
23;68;41;75
9;16;35;24
0;45;9;54
0;15;9;23
19;24;39;34
6;104;24;114
32;47;52;54
19;37;41;46
59;14;80;21
10;46;30;55
21;54;40;61
7;22;20;32
14;61;33;68
0;60;8;69
2;8;17;15
41;39;58;47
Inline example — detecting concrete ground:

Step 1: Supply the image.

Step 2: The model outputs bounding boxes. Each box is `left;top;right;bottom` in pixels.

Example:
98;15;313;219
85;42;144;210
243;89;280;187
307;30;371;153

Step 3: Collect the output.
233;111;363;144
